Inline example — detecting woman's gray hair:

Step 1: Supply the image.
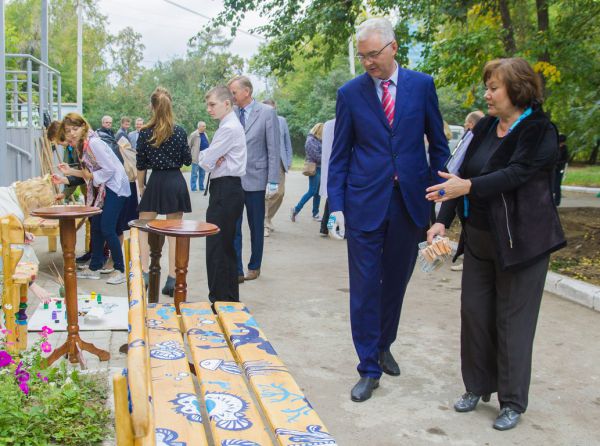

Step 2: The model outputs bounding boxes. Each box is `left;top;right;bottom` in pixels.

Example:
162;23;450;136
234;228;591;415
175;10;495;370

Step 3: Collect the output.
356;18;396;43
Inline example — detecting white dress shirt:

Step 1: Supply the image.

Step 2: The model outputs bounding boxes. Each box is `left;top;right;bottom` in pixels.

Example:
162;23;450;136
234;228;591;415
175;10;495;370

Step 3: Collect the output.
198;111;247;179
319;118;335;198
370;62;399;102
88;135;131;197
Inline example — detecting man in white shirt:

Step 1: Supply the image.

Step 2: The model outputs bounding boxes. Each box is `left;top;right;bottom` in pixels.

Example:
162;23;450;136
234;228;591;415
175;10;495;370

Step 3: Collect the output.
199;86;247;303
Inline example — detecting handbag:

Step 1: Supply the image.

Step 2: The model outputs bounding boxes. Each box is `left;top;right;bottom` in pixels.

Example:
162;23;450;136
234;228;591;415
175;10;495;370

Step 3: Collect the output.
117;136;138;182
302;160;317;176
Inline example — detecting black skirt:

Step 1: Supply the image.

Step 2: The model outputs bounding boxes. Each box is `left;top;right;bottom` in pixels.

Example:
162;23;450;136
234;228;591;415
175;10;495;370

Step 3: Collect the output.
139;169;191;214
117;182;140;234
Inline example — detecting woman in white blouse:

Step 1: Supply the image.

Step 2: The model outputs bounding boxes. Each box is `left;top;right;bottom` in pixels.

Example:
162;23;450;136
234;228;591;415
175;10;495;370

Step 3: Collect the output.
200;86;246;304
53;113;131;285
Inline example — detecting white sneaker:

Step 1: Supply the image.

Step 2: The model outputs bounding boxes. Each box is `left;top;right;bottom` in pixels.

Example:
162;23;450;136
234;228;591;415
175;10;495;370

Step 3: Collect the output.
264;227;270;237
106;270;126;285
99;265;115;274
77;267;101;280
312;214;322;222
451;263;464;271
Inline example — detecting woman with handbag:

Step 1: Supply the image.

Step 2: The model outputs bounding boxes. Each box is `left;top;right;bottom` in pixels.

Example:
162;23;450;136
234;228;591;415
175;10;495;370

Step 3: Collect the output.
291;123;324;222
53;112;131;285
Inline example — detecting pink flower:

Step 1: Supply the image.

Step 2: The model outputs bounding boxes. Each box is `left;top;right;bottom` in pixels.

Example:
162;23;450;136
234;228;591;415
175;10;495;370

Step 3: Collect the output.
18;382;29;395
40;341;52;353
0;350;13;368
36;372;49;382
41;326;54;337
1;328;12;335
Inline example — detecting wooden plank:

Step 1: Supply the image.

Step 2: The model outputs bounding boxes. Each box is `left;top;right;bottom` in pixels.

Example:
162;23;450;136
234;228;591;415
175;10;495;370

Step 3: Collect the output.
127;229;153;444
180;302;273;446
147;303;209;446
216;303;337;446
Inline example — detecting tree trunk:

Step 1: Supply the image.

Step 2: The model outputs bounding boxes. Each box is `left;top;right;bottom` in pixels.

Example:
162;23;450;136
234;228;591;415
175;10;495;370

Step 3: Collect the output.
498;0;517;55
536;0;551;90
588;139;600;165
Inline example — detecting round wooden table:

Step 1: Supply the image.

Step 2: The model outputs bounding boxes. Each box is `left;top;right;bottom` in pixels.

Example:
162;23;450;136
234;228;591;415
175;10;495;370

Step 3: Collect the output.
130;219;219;313
30;205;109;367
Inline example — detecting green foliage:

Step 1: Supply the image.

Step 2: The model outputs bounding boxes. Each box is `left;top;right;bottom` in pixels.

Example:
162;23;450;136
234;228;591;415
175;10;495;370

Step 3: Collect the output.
0;333;111;446
562;166;600;187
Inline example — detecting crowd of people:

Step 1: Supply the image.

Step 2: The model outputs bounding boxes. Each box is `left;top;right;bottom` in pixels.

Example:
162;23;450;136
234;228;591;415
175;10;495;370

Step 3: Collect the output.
22;15;572;434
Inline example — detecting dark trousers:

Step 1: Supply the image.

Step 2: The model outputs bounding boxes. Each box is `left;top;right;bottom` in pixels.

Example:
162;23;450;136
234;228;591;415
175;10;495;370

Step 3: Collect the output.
89;188;126;272
461;223;549;413
206;176;245;303
320;199;330;235
346;186;421;378
235;190;265;275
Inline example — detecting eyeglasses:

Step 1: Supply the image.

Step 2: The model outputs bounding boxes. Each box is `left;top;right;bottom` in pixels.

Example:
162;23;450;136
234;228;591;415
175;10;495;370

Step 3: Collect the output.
357;41;394;62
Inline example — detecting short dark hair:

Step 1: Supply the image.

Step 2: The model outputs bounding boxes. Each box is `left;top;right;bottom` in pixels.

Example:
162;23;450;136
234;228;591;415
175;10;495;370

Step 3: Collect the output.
121;116;131;125
483;58;543;109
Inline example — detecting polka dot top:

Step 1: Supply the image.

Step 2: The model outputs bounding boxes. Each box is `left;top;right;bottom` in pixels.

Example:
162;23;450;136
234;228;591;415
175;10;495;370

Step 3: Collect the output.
136;125;192;171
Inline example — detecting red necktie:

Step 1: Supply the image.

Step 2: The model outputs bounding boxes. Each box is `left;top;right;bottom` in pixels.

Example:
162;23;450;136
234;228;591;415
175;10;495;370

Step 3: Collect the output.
381;80;395;126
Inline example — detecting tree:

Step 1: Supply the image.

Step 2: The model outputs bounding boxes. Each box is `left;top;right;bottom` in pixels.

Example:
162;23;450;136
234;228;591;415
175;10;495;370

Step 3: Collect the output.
109;27;145;88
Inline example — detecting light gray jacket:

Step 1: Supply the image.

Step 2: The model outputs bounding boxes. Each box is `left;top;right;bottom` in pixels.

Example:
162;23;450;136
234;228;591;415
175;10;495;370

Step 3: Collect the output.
278;116;293;172
235;101;280;191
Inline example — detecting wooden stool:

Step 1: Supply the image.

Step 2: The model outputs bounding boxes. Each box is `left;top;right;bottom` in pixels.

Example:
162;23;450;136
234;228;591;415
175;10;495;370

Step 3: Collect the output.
132;220;219;313
30;205;109;367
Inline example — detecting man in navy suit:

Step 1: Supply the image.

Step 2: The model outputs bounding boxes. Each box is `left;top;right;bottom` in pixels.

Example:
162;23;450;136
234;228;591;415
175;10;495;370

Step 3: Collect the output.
328;17;449;402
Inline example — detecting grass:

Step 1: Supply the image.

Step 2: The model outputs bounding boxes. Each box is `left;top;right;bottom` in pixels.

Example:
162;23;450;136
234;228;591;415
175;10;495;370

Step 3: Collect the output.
562;165;600;187
291;154;305;171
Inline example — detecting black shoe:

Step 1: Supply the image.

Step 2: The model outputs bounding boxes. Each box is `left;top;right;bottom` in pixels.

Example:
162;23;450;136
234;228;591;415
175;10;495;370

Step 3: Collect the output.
76;252;92;263
454;391;491;412
350;377;379;402
161;275;175;297
493;407;521;431
379;351;401;376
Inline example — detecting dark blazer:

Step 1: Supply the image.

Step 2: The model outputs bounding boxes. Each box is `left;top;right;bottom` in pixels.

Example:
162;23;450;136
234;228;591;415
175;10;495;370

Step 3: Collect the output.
438;108;566;270
328;68;449;231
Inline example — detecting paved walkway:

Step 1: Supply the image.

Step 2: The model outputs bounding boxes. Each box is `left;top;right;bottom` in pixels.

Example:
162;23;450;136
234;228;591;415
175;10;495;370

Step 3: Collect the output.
28;172;599;445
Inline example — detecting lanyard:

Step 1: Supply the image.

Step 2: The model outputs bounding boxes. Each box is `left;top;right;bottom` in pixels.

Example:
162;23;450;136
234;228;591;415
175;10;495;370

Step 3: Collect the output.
463;107;532;218
507;107;532;133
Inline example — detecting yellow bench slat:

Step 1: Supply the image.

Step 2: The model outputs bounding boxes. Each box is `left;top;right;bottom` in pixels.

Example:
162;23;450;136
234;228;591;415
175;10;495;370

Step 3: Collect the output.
215;303;337;446
146;303;209;446
180;302;273;446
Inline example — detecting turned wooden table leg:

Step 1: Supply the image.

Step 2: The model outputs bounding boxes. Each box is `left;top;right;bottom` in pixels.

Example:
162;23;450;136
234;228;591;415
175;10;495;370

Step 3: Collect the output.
173;237;190;314
148;233;165;303
60;218;81;364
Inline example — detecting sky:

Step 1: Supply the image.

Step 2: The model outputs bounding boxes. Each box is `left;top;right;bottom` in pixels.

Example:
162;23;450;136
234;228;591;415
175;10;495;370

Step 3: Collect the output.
97;0;267;68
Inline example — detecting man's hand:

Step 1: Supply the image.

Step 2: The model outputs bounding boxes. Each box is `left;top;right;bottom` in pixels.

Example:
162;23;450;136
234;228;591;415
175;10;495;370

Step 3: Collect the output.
426;223;446;244
265;183;278;198
327;211;345;240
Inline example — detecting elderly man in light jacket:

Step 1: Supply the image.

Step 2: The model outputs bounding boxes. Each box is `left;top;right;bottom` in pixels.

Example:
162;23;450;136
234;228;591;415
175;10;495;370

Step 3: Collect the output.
262;99;292;237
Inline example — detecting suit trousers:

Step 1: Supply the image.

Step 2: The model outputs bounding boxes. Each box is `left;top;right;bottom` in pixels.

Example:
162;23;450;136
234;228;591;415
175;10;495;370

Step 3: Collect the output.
235;190;265;275
346;186;421;378
265;163;286;228
206;176;245;302
461;223;549;413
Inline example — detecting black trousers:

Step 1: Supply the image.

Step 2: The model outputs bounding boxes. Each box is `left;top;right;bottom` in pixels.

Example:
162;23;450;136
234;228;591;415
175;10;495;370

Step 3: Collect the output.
461;223;549;413
206;176;245;303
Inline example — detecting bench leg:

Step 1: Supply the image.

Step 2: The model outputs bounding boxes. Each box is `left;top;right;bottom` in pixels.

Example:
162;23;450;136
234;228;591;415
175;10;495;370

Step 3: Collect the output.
48;235;57;252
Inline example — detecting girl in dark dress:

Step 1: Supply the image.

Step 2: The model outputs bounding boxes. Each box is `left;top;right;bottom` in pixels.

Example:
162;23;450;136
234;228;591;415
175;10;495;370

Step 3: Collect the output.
136;87;192;295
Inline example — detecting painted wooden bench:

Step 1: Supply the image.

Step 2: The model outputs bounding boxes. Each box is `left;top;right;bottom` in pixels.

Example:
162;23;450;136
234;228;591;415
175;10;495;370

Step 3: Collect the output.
113;228;337;446
1;214;38;352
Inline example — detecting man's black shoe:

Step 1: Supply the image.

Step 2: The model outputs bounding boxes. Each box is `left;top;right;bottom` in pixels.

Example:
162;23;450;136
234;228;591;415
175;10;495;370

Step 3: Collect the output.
493;407;521;431
379;351;401;376
76;251;91;263
350;377;379;402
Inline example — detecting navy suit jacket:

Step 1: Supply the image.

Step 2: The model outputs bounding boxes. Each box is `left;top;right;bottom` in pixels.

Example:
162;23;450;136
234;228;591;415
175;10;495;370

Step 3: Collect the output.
328;69;450;231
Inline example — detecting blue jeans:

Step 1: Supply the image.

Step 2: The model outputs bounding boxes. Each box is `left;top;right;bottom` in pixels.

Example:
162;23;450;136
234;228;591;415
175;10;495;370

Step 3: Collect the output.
190;163;205;191
89;188;127;272
294;167;321;217
234;190;265;275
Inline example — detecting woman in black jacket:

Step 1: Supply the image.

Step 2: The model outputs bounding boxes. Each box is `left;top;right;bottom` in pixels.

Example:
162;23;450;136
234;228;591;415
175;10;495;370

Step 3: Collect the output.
426;58;565;431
